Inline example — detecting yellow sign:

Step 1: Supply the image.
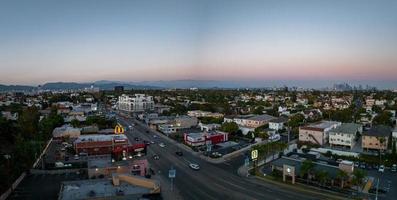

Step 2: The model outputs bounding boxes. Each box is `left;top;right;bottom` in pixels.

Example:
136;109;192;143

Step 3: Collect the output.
114;124;125;134
251;149;258;160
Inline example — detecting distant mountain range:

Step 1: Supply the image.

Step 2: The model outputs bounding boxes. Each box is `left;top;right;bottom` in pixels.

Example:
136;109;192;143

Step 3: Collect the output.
0;84;36;92
0;79;395;91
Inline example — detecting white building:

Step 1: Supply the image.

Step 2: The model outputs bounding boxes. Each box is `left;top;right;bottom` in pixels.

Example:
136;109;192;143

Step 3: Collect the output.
118;94;154;112
328;123;362;149
393;127;397;140
269;117;288;131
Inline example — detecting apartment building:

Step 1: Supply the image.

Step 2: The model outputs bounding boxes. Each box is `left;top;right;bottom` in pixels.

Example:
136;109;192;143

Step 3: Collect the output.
329;123;362;149
362;126;391;152
118;94;154;112
299;121;341;146
187;110;224;118
224;114;275;128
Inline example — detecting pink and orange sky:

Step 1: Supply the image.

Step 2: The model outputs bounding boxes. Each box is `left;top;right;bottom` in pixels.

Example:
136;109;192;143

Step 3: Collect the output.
0;0;396;86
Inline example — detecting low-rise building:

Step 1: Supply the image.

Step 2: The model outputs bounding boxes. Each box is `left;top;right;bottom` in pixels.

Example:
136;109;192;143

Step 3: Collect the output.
88;156;149;178
184;131;229;146
187;110;224;118
269;117;288;131
224;114;276;128
59;174;160;200
299;121;341;146
52;125;81;139
199;123;221;132
362;126;391;152
329;123;362;149
74;134;129;155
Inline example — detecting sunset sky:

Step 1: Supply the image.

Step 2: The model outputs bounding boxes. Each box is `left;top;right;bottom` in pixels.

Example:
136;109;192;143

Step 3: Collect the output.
0;0;396;86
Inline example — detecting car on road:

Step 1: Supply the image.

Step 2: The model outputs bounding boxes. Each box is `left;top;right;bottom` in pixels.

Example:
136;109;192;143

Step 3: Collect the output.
354;162;359;167
159;143;166;148
74;155;79;160
359;163;366;169
153;135;158;138
150;141;155;144
143;140;151;145
378;165;385;173
134;137;140;141
391;164;397;172
175;151;183;156
153;154;160;160
189;163;200;170
210;152;223;158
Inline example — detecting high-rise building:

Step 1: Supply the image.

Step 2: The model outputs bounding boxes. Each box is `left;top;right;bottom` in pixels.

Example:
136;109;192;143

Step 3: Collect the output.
118;94;154;112
114;86;124;92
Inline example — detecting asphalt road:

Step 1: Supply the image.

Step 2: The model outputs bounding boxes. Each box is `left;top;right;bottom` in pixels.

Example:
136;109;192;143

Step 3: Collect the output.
118;116;343;200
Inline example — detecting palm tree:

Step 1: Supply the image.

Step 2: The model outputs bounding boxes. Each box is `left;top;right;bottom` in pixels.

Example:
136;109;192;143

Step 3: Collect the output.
352;169;367;192
300;160;315;184
315;170;329;186
336;170;349;188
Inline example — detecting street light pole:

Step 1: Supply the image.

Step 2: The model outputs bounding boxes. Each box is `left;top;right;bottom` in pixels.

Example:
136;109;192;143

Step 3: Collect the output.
375;177;379;200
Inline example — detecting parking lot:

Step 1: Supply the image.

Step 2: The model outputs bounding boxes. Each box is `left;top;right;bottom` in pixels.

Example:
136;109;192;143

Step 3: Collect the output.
365;169;396;200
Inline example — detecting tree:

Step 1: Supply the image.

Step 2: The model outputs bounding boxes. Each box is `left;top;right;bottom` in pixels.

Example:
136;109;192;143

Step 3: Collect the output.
336;170;349;188
352;169;367;192
315;170;329;186
220;122;239;134
300;160;315;183
253;106;264;115
288;114;305;128
372;111;393;126
70;119;80;128
18;107;40;139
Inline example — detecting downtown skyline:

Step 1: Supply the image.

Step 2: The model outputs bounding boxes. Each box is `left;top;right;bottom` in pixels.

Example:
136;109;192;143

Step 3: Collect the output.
1;0;397;87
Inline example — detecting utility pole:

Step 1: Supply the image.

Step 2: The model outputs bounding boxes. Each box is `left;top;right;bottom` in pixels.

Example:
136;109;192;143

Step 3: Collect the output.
375;177;379;200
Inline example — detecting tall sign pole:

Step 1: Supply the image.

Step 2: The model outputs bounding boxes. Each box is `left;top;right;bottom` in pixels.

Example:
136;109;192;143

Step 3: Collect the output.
169;166;176;191
251;149;258;175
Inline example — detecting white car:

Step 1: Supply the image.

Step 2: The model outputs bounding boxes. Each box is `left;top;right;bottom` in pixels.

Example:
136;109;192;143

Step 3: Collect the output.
189;163;200;170
159;143;166;148
378;165;385;173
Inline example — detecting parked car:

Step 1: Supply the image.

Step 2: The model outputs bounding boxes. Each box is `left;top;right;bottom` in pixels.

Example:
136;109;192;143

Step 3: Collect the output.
134;137;140;141
153;154;160;160
74;154;79;160
391;164;397;172
354;162;359;168
175;151;183;156
378;165;385;173
189;163;200;170
359;163;366;169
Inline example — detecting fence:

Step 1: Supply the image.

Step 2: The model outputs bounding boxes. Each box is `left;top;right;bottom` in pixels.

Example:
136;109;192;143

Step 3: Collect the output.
0;172;26;200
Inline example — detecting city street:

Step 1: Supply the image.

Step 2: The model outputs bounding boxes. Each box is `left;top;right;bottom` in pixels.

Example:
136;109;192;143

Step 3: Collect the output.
117;116;348;200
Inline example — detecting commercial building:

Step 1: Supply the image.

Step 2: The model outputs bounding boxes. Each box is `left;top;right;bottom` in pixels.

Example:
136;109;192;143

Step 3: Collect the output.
299;121;341;146
187;110;224;118
74;134;129;155
271;154;354;185
329;123;362;149
157;115;198;135
59;174;160;200
52;125;81;139
184;131;229;147
362;125;391;152
114;86;124;92
224;114;276;128
88;156;149;179
118;94;154;112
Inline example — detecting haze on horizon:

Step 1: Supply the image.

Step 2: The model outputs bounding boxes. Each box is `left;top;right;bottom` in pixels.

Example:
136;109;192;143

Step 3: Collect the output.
0;0;396;86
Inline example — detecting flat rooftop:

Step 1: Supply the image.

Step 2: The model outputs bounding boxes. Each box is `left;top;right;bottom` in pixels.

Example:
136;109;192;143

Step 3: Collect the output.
59;179;151;200
330;123;362;134
74;134;128;143
302;121;340;130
